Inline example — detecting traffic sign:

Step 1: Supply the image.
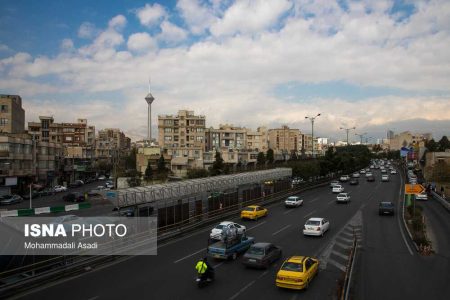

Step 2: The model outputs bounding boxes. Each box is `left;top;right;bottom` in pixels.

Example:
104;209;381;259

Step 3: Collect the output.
405;184;425;195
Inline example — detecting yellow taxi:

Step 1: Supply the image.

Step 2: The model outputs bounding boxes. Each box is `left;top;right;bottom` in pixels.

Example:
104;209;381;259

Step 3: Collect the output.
240;205;268;220
276;256;319;290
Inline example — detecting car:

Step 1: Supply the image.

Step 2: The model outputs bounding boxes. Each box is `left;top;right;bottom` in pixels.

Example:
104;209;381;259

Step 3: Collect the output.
69;180;84;188
381;175;389;182
330;180;339;188
415;192;428;201
360;169;366;174
390;170;397;174
38;188;55;196
381;169;387;174
242;242;282;269
98;175;106;180
370;165;375;169
367;175;375;182
0;195;23;205
53;185;68;193
291;177;304;185
365;172;373;177
276;256;319;290
240;205;268;220
210;221;246;240
339;175;350;182
332;185;344;193
336;193;351;203
379;202;395;215
349;178;359;185
409;178;417;184
352;173;360;178
285;196;304;207
105;181;114;189
303;217;330;236
63;192;85;202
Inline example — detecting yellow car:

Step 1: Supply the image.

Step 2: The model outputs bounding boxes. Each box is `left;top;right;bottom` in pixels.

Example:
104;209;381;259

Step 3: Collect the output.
240;205;268;220
276;256;319;290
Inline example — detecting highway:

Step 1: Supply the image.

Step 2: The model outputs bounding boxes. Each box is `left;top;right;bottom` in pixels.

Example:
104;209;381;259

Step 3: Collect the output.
11;168;450;300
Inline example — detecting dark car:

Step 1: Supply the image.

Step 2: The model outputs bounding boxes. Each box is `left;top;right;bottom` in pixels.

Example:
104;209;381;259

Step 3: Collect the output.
63;192;85;202
69;180;84;188
0;195;23;205
379;202;395;215
349;178;359;185
367;175;375;182
242;242;282;269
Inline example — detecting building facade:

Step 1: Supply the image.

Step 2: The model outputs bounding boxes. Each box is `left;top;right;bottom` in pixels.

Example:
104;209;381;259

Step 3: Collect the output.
268;126;300;157
0;94;25;134
388;131;433;150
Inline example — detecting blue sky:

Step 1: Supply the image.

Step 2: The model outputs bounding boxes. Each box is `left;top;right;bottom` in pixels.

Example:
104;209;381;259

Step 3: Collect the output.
0;0;449;141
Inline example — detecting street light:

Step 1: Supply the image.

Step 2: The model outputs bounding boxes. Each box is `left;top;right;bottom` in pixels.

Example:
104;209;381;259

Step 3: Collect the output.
305;113;321;158
355;132;367;144
340;126;356;146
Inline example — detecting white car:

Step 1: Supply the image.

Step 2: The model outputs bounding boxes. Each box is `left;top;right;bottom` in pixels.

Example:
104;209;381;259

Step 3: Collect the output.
336;193;351;203
53;185;67;193
330;180;339;188
210;221;246;240
360;169;366;174
340;175;350;182
415;192;428;201
303;218;330;237
105;181;114;188
381;175;389;182
98;175;106;180
332;185;344;193
365;172;373;178
285;196;304;207
352;173;360;178
390;170;397;174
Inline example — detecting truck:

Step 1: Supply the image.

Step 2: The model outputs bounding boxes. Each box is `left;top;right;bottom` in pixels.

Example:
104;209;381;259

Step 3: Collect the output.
207;234;255;260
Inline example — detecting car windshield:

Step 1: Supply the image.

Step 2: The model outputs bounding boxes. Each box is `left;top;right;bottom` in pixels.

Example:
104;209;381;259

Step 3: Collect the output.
243;207;255;212
287;197;298;200
282;262;303;272
380;202;394;208
247;246;265;255
338;193;346;197
306;220;320;226
1;195;13;199
214;225;225;230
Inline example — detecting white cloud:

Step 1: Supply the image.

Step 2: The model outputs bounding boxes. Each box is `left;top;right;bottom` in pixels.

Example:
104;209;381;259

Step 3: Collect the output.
60;39;74;50
0;44;12;52
78;22;97;39
176;0;217;35
127;32;157;52
136;3;167;27
159;21;188;43
210;0;293;36
108;15;127;29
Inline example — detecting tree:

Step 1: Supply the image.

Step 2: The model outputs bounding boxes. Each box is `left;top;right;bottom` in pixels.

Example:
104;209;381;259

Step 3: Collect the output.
187;168;209;179
425;139;438;152
257;152;266;166
266;149;274;163
211;151;224;176
144;160;153;181
438;136;450;151
127;170;142;187
157;155;166;172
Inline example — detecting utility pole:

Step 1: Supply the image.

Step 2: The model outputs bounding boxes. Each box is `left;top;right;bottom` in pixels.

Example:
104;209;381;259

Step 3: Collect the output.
305;113;321;158
355;132;367;145
340;126;356;146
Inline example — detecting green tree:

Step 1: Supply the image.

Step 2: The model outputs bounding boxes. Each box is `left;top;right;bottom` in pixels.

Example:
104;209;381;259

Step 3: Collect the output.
425;139;438;152
187;168;209;179
157;155;166;172
438;136;450;151
211;152;224;176
144;160;153;181
124;148;137;170
126;170;142;187
257;152;266;166
266;149;274;163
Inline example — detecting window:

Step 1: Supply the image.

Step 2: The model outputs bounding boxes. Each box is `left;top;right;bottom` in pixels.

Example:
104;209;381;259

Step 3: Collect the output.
164;120;173;126
196;136;203;142
164;136;172;141
0;118;8;126
164;128;173;133
0;105;8;113
65;136;72;141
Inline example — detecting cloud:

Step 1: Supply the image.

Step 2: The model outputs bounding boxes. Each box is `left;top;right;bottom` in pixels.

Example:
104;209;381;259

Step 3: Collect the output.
210;0;293;36
159;21;188;43
60;39;74;51
0;44;12;52
78;22;98;39
108;15;127;29
135;3;167;27
176;0;217;35
127;32;157;52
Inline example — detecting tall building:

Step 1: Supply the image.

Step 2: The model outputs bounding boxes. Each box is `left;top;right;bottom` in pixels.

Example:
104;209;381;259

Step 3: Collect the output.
158;110;206;176
205;124;247;152
268;126;300;156
246;127;268;152
95;128;131;163
301;134;318;155
0;94;25;134
145;89;155;142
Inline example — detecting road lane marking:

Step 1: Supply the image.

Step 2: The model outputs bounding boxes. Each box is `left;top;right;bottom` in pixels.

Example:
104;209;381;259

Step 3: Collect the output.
331;250;349;260
258;270;269;279
309;197;320;203
247;221;267;231
397;171;414;256
272;225;292;236
336;236;354;244
327;199;335;205
213;261;225;269
229;280;256;300
283;209;295;215
87;297;99;300
304;210;317;219
328;258;347;272
174;248;206;264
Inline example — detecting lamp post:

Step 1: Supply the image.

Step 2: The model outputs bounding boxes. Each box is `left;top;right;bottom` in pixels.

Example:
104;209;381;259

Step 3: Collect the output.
340;126;356;146
355;132;367;145
305;113;321;158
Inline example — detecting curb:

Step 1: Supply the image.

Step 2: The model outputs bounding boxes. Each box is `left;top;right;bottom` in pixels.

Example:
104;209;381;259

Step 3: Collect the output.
0;202;91;218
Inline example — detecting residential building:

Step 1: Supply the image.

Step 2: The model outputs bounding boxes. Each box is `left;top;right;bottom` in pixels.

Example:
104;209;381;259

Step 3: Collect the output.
95;128;131;165
136;146;166;175
389;131;432;150
158;110;206;176
0;94;25;134
205;124;247;152
268;126;300;158
246;127;268;152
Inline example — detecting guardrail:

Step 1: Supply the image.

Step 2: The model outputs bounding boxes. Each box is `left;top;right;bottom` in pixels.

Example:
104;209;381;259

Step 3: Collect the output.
430;191;450;212
340;229;358;300
0;202;91;217
0;177;333;298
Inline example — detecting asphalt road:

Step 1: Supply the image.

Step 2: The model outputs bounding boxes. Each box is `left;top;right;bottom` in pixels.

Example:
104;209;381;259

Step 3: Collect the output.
12;169;412;300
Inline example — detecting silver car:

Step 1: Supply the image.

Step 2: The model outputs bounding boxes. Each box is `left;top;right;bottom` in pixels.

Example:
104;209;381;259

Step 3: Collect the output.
0;195;23;205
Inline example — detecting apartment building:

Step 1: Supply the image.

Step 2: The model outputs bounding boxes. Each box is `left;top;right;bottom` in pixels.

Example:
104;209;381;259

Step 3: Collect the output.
0;94;25;134
205;124;247;152
246;127;268;152
95;128;131;163
389;131;432;150
158;110;206;176
268;126;300;156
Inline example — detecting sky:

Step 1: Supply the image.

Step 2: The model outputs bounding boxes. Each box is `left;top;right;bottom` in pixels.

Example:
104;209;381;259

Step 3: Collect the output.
0;0;449;143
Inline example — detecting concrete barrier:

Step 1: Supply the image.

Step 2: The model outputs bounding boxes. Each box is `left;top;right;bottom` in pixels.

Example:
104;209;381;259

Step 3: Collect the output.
431;191;450;212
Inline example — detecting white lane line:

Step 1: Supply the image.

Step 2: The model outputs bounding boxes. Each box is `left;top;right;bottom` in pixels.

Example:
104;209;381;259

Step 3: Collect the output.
309;197;320;203
247;221;267;231
87;297;99;300
258;270;269;279
304;210;317;219
272;224;292;236
283;209;295;215
328;258;347;272
174;247;206;264
213;261;225;269
327;199;336;205
229;280;256;300
331;250;349;260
